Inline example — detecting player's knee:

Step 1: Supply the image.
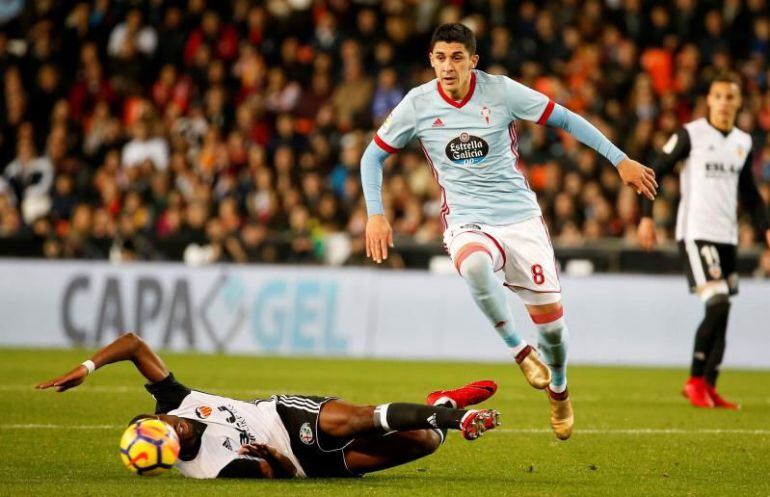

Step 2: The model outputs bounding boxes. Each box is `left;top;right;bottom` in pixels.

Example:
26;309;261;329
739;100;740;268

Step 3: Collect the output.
696;281;730;304
421;430;442;454
405;430;441;456
704;293;731;316
457;249;494;283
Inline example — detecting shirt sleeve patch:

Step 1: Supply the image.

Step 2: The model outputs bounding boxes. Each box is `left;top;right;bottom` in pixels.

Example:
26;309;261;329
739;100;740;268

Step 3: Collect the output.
662;133;678;154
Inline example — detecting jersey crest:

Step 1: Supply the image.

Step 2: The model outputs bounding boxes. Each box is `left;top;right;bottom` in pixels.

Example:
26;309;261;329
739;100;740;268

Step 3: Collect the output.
299;422;314;445
195;406;212;419
480;106;491;125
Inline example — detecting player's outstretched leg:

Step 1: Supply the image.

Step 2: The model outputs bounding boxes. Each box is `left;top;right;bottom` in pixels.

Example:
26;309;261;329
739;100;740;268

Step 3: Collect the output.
685;289;739;409
341;407;499;476
455;242;550;389
529;302;573;440
317;400;500;444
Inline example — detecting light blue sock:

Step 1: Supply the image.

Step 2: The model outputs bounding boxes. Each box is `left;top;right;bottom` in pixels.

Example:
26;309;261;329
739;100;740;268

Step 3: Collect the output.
458;251;525;352
535;317;569;389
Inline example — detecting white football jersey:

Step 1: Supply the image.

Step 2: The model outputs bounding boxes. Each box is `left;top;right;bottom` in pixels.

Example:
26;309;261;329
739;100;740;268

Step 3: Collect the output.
167;391;306;479
675;118;752;244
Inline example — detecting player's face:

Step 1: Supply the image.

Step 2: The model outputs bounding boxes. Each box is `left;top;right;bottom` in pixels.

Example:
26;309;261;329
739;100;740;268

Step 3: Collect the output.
155;414;196;448
707;82;742;126
429;42;479;98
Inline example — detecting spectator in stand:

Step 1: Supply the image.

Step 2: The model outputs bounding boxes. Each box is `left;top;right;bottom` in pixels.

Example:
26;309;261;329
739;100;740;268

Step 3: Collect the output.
122;117;169;172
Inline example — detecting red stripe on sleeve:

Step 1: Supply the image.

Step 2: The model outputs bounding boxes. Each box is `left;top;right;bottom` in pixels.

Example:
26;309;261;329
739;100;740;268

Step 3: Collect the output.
373;133;399;154
536;100;556;125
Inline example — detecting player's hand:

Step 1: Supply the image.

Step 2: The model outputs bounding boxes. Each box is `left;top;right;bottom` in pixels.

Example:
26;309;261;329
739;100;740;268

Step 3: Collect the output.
238;443;272;458
638;217;657;251
617;158;658;200
365;214;394;264
239;443;297;478
35;365;89;392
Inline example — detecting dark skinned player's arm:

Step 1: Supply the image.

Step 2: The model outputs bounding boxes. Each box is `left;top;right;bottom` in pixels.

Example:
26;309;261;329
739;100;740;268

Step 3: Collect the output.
217;458;271;478
217;444;297;479
36;333;169;392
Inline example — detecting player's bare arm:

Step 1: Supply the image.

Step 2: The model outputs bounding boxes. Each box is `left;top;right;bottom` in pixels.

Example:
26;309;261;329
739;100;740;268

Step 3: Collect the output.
216;443;297;479
36;332;168;392
217;456;277;479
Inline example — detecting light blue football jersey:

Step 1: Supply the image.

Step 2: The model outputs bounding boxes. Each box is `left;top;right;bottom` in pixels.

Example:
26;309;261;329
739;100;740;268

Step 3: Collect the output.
374;70;553;228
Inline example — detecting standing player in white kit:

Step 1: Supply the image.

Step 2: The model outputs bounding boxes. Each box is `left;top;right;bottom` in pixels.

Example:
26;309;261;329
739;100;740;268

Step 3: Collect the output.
638;74;770;410
361;23;657;440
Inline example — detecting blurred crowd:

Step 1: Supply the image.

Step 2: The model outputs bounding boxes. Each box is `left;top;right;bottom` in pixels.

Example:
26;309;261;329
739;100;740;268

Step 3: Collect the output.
1;0;770;269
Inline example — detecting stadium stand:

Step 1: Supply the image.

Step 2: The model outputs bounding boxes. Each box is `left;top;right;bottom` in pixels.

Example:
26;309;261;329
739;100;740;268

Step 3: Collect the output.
0;0;768;272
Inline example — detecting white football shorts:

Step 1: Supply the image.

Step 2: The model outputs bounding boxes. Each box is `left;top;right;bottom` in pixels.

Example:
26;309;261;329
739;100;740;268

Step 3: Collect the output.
443;216;562;305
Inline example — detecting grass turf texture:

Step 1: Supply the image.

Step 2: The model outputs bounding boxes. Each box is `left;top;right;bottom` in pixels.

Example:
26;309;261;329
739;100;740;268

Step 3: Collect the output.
1;349;769;497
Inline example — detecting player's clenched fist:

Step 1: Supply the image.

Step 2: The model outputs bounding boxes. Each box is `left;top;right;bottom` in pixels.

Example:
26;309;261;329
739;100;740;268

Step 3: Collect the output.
617;158;658;200
365;214;394;264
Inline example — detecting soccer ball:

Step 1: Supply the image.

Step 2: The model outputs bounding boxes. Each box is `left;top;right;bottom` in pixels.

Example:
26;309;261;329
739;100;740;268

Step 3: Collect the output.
119;418;180;476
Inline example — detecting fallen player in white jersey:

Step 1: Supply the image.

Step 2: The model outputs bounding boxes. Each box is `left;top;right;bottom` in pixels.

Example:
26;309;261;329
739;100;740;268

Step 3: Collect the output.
37;333;499;479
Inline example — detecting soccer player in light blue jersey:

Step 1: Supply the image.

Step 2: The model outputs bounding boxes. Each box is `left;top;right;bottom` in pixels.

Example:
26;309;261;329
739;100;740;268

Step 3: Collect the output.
360;24;658;440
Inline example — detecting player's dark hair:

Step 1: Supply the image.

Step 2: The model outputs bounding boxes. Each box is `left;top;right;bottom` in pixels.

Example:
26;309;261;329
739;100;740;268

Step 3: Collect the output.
128;414;155;426
709;71;742;91
430;23;476;55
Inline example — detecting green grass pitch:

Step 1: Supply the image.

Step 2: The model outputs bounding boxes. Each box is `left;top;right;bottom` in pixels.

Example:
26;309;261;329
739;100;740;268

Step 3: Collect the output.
1;348;769;497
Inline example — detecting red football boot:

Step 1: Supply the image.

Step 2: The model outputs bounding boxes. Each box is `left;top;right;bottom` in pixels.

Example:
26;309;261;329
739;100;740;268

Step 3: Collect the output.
426;380;498;409
706;385;741;410
459;409;501;440
682;376;714;408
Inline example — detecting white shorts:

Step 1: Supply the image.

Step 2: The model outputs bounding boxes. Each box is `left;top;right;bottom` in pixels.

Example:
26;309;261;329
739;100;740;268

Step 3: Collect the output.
443;216;562;306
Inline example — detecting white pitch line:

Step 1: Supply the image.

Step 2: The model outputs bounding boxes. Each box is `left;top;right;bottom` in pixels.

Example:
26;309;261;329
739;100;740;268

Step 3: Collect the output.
7;386;770;404
497;428;770;435
1;424;769;435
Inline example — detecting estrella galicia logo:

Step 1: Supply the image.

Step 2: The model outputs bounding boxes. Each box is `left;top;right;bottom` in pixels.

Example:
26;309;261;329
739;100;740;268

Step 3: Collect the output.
299;422;314;445
445;132;489;165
